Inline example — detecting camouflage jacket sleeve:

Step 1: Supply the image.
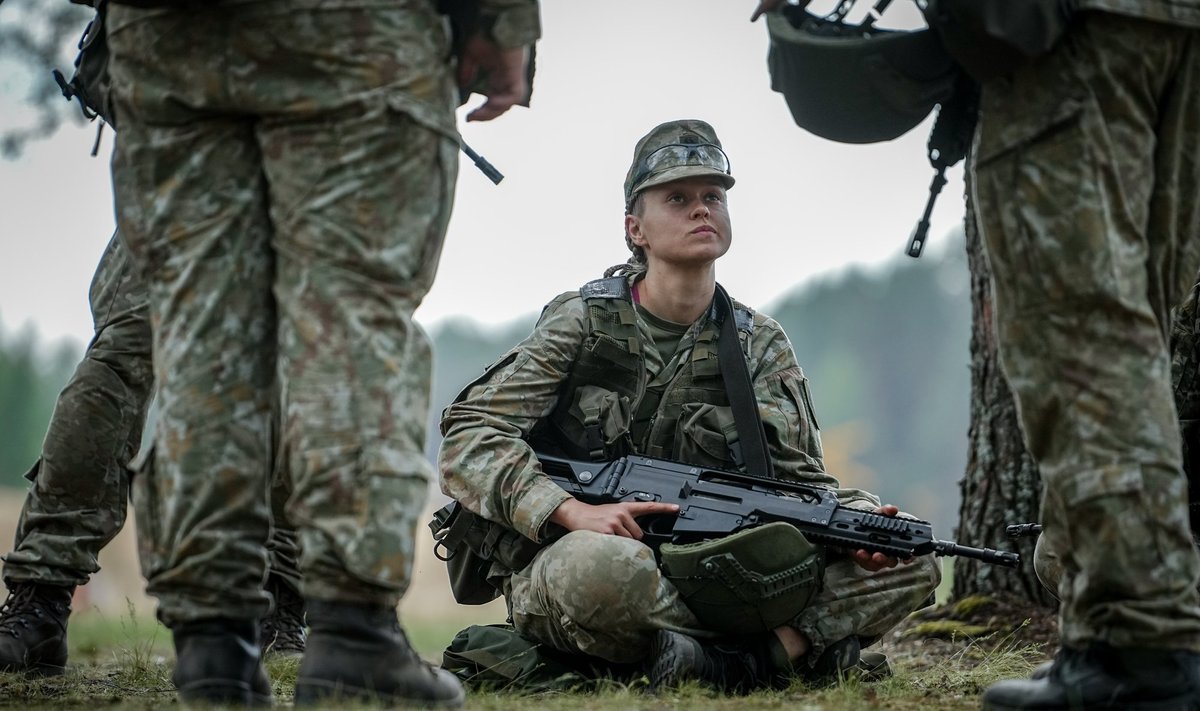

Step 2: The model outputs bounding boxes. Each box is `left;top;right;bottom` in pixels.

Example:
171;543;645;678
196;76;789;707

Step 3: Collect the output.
748;311;882;510
438;292;580;542
477;0;542;48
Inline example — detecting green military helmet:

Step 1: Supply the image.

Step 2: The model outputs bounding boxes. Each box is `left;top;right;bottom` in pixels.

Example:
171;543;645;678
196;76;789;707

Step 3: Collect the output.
765;0;958;144
659;522;825;636
624;119;735;212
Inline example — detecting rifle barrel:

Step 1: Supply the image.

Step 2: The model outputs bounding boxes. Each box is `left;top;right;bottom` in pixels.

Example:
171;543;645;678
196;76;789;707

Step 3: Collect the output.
933;540;1021;568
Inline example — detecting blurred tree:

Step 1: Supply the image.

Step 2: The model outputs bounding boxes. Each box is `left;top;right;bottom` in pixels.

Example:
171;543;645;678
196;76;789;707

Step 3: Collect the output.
772;234;972;529
0;324;79;488
0;0;91;157
952;187;1054;609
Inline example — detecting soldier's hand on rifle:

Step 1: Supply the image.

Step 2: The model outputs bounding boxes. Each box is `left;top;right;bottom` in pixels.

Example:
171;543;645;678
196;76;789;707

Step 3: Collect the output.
851;505;917;572
458;36;530;122
549;498;679;540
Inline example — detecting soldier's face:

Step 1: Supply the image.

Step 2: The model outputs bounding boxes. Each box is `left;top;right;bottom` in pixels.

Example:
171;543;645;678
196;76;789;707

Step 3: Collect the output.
625;177;732;269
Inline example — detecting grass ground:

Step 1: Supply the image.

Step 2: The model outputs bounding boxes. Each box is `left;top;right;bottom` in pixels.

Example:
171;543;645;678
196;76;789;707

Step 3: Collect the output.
0;604;1051;710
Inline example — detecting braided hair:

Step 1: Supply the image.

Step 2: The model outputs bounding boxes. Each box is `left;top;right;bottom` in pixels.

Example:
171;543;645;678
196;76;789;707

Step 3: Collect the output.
605;192;649;279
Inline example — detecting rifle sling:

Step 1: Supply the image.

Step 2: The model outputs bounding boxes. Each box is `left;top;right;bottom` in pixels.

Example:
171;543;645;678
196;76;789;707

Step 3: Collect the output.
715;284;774;479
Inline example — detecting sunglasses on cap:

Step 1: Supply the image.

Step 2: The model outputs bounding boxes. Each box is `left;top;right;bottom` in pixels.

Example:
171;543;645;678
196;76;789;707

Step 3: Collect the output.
628;142;733;194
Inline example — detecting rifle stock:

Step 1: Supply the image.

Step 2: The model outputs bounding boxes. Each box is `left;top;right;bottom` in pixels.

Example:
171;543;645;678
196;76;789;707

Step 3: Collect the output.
538;453;1020;568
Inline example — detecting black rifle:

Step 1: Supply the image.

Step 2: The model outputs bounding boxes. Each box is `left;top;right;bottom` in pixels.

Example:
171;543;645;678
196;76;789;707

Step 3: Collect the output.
538;452;1020;568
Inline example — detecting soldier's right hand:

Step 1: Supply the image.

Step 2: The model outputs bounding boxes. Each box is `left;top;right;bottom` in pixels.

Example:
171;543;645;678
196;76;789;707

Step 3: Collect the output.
549;498;679;539
458;37;530;122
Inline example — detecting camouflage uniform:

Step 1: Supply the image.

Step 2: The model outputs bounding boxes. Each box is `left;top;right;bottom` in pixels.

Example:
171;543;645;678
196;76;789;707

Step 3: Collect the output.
104;0;482;625
972;11;1200;650
439;282;941;665
2;233;152;588
1;232;302;594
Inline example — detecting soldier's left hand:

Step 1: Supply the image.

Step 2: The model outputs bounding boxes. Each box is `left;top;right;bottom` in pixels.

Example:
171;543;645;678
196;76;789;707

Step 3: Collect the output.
851;504;916;572
458;37;530;122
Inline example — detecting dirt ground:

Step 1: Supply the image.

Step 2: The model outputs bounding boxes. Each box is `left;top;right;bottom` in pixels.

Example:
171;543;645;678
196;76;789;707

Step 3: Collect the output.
878;592;1058;679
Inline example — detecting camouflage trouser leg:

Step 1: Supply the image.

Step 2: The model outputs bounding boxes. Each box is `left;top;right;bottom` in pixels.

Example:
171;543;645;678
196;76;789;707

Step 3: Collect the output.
506;532;707;664
973;14;1200;650
789;555;940;665
108;3;456;624
1;232;152;588
506;531;940;665
131;444;303;602
0;232;302;594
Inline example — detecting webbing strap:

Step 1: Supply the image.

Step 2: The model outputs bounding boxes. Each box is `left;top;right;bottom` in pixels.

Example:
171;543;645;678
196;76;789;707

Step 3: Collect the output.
715;284;773;478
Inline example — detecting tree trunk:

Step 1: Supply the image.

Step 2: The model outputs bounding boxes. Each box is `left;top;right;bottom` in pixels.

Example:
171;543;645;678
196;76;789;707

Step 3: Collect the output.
951;188;1057;609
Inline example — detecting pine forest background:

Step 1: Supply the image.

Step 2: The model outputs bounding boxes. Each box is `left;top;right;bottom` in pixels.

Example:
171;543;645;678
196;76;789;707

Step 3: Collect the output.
0;229;972;533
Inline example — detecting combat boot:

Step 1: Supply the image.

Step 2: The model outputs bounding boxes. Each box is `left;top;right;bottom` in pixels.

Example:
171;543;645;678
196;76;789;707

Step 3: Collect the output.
171;618;273;707
259;575;305;658
982;644;1200;711
293;599;464;708
798;636;895;684
0;582;72;676
647;629;785;693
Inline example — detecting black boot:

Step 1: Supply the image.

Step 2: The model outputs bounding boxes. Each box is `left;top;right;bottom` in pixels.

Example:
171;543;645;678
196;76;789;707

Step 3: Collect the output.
0;582;72;676
799;636;863;685
647;630;784;693
982;644;1200;711
171;618;273;707
260;576;306;658
294;599;464;708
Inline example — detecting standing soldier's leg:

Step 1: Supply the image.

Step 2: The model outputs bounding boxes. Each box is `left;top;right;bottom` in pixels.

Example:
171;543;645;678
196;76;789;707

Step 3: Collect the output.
252;8;462;704
109;3;462;706
108;9;276;705
0;232;151;675
975;15;1200;709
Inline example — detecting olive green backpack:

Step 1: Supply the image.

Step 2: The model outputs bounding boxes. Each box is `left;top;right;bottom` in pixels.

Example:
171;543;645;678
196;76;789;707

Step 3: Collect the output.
442;624;637;691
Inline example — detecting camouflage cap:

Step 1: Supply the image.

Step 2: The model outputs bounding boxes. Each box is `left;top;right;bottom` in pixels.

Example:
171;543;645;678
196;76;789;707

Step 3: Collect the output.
624;119;735;211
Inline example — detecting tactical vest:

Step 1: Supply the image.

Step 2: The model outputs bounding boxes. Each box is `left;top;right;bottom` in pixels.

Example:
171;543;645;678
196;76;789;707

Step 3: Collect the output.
432;278;828;627
530;276;754;469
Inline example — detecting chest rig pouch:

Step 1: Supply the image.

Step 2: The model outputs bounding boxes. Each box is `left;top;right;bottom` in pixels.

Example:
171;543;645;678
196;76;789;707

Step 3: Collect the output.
652;298;756;469
538;277;758;468
537;277;643;460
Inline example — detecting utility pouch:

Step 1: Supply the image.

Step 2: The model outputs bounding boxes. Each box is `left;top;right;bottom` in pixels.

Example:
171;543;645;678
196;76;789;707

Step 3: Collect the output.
924;0;1076;82
429;502;552;605
442;623;636;691
659;522;825;635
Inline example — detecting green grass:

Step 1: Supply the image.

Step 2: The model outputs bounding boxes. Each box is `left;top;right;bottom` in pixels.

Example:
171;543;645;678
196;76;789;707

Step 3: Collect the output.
0;609;1044;710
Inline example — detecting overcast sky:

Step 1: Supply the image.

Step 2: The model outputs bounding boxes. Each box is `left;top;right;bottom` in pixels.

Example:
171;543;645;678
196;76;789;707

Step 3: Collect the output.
0;0;966;349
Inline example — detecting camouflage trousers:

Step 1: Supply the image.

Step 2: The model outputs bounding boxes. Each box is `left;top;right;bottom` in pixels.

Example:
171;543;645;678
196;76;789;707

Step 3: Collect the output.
973;13;1200;650
505;531;940;666
107;2;458;625
1;232;302;593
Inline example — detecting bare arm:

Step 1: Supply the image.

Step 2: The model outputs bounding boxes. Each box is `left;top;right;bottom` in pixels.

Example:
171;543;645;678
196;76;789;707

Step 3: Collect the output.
549;499;680;540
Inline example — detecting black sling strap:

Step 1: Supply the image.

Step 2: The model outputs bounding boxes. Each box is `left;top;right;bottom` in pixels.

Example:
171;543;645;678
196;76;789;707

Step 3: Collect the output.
714;284;774;479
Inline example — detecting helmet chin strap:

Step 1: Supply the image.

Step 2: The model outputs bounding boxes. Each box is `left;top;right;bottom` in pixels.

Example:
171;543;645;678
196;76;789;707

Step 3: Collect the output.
792;0;894;31
907;74;979;258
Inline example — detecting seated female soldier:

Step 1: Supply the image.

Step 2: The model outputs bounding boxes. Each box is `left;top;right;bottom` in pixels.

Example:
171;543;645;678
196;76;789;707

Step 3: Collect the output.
438;119;940;692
